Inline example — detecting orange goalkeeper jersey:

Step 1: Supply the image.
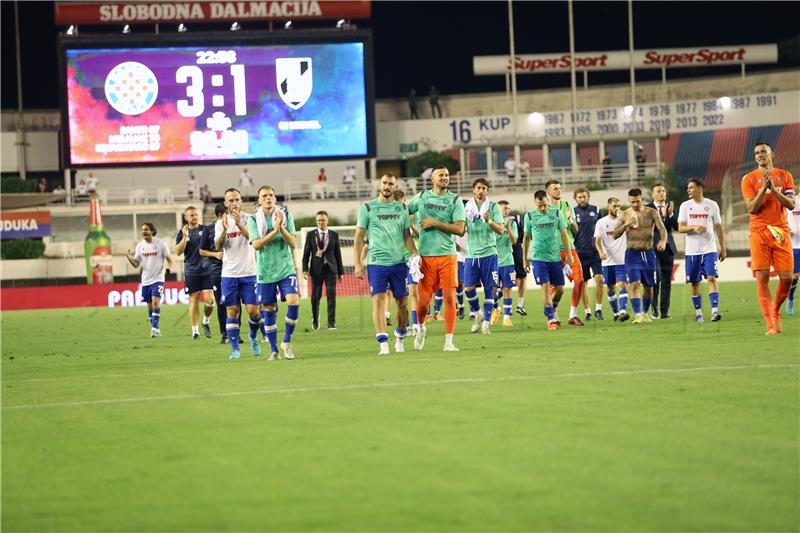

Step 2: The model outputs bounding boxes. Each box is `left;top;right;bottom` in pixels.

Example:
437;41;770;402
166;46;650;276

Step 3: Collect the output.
741;167;795;232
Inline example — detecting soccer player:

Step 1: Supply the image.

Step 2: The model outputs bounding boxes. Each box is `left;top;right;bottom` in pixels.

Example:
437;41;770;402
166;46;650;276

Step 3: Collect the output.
511;210;528;315
493;200;518;327
200;203;232;344
407;166;466;351
126;223;173;337
741;142;796;334
678;178;726;323
612;188;668;324
176;206;215;339
354;174;419;355
522;190;574;330
594;198;630;321
216;187;262;360
395;189;423;334
545;180;585;326
786;204;800;315
248;185;300;360
573;188;604;320
463;178;504;335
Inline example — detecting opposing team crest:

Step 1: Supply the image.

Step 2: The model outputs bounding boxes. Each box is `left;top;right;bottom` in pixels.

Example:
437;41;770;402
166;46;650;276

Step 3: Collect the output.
276;57;313;110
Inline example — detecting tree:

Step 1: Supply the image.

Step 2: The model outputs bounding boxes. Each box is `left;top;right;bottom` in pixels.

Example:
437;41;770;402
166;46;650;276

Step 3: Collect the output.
406;150;460;178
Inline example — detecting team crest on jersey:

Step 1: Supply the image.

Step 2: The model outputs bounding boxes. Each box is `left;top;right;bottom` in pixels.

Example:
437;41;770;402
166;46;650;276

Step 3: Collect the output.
276;57;313;110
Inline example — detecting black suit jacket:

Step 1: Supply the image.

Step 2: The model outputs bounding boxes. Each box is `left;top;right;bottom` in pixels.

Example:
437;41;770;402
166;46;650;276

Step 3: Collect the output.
647;202;678;256
302;229;344;277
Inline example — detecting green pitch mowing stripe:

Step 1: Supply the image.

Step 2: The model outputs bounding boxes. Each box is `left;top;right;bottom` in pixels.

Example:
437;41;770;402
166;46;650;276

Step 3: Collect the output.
2;281;798;532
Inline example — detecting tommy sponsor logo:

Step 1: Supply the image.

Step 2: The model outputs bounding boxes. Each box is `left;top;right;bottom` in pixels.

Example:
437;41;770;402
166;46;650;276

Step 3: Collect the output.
141;251;159;257
424;203;448;212
377;214;401;221
535;223;554;229
688;213;709;219
227;231;242;238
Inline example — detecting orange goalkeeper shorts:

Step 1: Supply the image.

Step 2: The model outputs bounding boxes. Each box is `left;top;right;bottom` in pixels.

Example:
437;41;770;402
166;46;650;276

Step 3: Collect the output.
419;255;459;295
749;226;794;272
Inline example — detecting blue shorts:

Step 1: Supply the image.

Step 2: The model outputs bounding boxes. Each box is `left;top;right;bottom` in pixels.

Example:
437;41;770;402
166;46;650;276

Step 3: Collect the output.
602;265;628;287
794;249;800;274
141;282;164;303
257;274;300;305
221;275;258;307
625;249;657;287
578;251;603;280
368;264;408;297
685;253;719;283
457;261;465;283
531;260;565;286
184;273;212;294
498;265;517;289
464;255;499;289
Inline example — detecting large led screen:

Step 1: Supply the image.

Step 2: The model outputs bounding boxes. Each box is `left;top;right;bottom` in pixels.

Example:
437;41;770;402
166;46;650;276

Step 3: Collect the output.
63;40;371;165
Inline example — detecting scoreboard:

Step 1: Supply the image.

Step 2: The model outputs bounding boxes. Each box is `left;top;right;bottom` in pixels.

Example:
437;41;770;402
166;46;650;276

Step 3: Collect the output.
59;31;375;167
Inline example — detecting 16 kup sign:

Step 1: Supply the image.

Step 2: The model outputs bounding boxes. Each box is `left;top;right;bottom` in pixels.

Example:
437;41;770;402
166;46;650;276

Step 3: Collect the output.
55;1;372;24
473;44;777;75
0;211;51;240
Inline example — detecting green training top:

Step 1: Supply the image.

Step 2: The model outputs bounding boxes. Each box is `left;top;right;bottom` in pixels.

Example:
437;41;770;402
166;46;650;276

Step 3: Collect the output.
407;189;466;257
465;200;503;259
524;207;566;262
356;199;410;266
247;209;297;284
496;218;517;267
556;200;575;251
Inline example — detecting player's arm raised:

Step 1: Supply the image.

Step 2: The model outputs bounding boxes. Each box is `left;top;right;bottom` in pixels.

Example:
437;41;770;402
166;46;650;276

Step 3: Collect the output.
768;179;796;210
276;212;297;248
507;220;518;245
125;249;140;269
175;225;189;255
612;213;631;239
744;173;772;214
214;217;227;251
652;207;668;251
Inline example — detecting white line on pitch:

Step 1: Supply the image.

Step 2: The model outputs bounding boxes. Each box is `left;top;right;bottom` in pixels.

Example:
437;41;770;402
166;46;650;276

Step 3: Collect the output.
4;363;797;411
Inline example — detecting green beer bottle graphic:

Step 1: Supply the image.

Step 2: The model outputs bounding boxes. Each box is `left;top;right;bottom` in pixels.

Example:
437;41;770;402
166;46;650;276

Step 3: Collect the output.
85;192;113;284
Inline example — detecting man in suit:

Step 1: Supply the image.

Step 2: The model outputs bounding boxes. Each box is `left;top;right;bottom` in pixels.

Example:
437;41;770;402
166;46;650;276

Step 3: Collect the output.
302;210;344;330
648;183;679;319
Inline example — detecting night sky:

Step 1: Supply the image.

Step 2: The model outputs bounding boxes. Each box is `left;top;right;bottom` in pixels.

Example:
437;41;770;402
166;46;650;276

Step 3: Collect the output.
2;1;798;110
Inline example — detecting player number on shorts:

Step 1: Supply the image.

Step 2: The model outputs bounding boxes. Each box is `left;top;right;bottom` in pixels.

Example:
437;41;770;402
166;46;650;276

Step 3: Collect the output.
289;275;298;289
492;272;499;284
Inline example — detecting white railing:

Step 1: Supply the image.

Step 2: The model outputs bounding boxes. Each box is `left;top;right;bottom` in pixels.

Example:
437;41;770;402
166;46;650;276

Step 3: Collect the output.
70;187;199;206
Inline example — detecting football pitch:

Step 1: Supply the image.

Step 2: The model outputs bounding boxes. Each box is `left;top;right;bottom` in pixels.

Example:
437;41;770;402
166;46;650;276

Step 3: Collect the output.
2;280;798;532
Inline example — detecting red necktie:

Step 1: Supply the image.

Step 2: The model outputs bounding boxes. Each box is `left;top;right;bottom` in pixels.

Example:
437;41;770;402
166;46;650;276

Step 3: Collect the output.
658;205;664;217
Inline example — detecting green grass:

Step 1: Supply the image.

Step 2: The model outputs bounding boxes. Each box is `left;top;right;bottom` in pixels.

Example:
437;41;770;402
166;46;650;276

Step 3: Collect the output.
2;281;798;532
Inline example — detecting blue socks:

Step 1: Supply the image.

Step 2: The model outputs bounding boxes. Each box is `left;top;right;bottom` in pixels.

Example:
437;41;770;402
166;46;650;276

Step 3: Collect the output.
608;292;619;314
643;296;651;313
376;332;389;344
248;316;261;340
456;287;464;308
503;297;513;317
284;304;299;343
619;289;629;312
691;294;702;310
789;278;798;302
434;289;443;313
465;288;480;313
709;291;719;310
631;298;641;315
264;310;278;353
259;310;269;338
411;309;417;325
483;299;494;322
226;317;240;351
150;307;160;329
544;305;555;321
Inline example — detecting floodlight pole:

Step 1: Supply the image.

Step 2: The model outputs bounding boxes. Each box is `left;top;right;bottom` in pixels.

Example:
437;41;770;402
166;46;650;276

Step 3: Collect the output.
14;0;28;181
568;0;578;172
627;0;637;182
507;0;520;181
